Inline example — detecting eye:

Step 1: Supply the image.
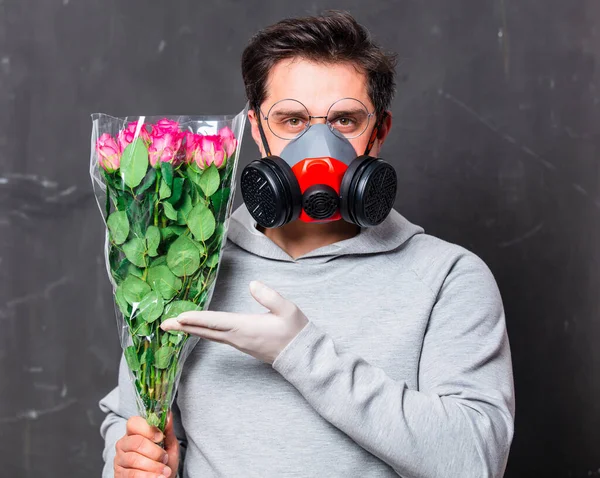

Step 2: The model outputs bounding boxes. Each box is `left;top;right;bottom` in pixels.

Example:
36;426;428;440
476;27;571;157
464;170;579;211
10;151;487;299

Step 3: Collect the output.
332;116;357;128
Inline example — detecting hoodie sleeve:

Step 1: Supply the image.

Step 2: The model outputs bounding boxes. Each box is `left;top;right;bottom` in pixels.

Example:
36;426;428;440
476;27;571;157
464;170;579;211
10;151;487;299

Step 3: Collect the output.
98;355;188;478
271;253;515;478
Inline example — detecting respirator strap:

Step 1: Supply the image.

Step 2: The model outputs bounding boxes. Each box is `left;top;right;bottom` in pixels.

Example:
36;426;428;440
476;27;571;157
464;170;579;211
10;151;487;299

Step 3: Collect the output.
364;111;387;156
255;104;272;157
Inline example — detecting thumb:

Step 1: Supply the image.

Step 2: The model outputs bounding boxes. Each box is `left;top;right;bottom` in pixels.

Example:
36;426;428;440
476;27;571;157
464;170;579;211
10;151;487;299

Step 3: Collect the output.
249;281;289;315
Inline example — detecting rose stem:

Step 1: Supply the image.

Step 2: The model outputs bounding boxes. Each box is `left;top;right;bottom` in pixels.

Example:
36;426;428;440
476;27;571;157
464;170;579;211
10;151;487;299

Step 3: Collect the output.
153;170;161;227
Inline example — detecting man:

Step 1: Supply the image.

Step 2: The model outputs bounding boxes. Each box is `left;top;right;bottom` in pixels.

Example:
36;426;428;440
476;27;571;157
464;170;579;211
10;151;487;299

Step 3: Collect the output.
100;11;515;478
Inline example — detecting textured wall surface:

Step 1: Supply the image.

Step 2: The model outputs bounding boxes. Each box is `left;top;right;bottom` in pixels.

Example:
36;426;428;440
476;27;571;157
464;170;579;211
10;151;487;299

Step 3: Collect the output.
0;1;598;476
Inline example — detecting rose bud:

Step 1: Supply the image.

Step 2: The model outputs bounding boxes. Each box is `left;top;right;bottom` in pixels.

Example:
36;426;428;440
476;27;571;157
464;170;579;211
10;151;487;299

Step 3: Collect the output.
153;118;180;135
117;121;151;151
218;126;237;158
197;135;225;169
148;127;183;167
96;133;121;172
184;131;202;164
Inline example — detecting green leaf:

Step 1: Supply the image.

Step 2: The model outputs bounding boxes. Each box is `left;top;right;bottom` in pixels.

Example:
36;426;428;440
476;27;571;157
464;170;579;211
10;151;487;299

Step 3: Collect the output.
167;178;184;205
116;193;130;212
163;300;199;320
176;193;193;225
150;255;167;267
206;223;225;250
110;252;128;284
155;346;175;369
159;179;172;199
169;332;184;345
103;169;123;191
187;164;203;187
121;275;151;305
115;286;131;317
186;202;216;242
126;197;151;238
188;274;204;301
145;226;161;257
107;211;130;245
167;235;200;277
206;252;219;268
161;331;170;346
198;164;220;197
196;289;209;307
140;347;154;367
147;413;160;428
147;265;183;300
122;237;147;268
139;290;164;323
159;225;185;242
163;201;178;221
134;321;152;336
127;263;143;278
120;138;149;188
136;167;157;196
210;187;230;213
160;162;174;188
124;346;140;372
192;240;206;256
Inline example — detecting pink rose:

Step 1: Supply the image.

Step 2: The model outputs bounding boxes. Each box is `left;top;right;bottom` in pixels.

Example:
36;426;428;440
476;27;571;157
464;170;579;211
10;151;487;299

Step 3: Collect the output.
148;127;183;167
96;133;121;172
153;118;180;135
183;132;202;164
117;121;151;151
197;135;225;169
218;126;237;158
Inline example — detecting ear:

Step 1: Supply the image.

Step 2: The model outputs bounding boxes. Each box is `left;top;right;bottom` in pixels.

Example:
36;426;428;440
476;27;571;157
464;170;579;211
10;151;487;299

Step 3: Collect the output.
377;110;392;144
370;110;393;157
248;109;266;157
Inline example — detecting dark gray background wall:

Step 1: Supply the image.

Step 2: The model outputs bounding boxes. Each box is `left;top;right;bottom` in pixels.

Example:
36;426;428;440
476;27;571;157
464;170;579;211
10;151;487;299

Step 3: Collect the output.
0;0;598;476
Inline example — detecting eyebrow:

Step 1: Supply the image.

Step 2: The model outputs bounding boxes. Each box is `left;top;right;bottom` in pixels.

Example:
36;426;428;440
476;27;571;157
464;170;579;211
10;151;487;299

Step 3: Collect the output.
327;108;368;117
270;109;310;118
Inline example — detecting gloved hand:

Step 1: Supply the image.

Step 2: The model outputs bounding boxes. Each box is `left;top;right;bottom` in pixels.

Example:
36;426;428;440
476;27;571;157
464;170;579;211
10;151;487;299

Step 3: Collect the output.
160;281;309;364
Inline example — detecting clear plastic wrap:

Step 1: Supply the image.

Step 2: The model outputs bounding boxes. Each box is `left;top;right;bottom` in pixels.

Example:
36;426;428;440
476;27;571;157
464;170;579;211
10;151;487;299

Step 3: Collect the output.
90;109;247;433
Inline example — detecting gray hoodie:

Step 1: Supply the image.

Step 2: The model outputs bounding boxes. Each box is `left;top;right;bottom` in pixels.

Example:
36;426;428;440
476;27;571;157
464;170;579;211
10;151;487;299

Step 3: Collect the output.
99;203;515;478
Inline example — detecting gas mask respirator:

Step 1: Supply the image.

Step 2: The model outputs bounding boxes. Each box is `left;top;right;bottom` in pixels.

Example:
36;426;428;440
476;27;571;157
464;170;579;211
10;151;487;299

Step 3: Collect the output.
240;103;398;229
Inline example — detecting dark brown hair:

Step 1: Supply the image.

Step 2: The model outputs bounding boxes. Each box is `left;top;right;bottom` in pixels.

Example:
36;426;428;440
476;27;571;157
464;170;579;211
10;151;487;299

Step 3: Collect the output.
241;10;397;114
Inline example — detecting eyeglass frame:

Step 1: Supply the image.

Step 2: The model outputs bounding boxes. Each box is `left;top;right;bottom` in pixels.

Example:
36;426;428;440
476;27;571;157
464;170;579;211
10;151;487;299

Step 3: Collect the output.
254;98;387;158
257;97;377;141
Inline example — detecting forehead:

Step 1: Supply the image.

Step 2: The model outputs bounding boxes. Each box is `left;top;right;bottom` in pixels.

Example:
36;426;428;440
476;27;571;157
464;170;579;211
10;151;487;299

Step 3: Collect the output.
263;58;373;112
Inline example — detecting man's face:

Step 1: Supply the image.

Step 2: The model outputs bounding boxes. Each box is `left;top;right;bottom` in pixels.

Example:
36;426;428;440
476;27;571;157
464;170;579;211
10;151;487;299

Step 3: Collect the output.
248;58;391;158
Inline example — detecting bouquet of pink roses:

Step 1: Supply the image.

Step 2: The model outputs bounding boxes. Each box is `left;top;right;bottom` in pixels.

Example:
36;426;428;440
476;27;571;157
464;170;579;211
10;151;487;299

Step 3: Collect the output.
90;111;246;433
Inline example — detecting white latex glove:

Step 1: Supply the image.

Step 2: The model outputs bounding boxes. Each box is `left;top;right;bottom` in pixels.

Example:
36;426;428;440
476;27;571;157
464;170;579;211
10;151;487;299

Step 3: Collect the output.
160;281;309;364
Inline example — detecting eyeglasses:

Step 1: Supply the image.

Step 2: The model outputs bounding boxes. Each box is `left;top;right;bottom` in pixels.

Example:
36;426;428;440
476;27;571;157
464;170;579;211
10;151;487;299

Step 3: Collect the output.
259;98;376;140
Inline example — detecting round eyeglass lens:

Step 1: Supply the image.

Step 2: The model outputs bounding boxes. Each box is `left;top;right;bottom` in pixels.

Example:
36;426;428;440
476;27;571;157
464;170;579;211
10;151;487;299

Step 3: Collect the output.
326;98;371;139
266;99;311;140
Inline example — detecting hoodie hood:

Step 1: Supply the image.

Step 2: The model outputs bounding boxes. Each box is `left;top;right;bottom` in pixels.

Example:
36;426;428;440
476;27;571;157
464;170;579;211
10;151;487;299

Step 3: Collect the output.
226;203;424;264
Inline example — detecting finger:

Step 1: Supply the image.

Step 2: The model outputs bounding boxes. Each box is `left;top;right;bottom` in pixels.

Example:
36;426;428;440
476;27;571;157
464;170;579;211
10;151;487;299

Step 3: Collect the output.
114;464;169;478
115;451;171;476
118;435;168;463
172;311;242;331
126;416;163;443
249;281;290;315
163;322;230;343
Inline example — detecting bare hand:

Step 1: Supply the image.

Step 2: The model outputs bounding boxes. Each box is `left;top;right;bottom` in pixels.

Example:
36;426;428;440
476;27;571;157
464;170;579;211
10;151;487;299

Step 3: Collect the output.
114;412;179;478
